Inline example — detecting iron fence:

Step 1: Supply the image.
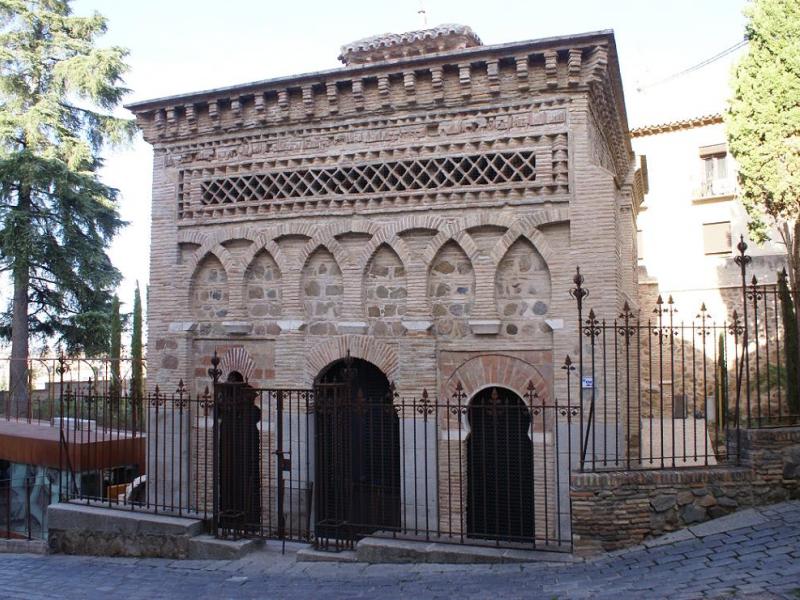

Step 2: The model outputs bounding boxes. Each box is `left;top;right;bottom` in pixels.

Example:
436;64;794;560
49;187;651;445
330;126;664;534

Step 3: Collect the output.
0;356;146;423
25;236;800;554
569;237;799;472
208;379;574;552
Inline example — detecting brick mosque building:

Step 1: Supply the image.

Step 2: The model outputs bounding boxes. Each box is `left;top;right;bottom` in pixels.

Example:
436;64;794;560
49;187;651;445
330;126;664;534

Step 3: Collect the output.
127;25;644;549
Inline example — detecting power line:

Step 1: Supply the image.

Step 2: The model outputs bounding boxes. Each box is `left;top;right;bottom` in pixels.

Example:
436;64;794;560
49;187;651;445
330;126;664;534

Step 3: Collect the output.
636;38;748;92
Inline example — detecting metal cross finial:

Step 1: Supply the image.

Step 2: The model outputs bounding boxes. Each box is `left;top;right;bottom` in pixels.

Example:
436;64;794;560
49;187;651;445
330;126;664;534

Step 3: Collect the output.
418;0;428;27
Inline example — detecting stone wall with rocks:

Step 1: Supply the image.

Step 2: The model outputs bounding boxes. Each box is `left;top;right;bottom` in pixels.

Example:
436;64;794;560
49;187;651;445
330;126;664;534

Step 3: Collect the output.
495;238;551;338
191;255;229;335
48;504;203;559
302;248;343;336
571;467;754;553
429;241;474;338
739;426;800;503
244;250;282;319
364;245;407;336
571;426;800;553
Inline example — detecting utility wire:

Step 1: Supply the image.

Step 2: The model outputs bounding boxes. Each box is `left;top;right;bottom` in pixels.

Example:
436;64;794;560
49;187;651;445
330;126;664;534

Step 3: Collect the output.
636;38;748;92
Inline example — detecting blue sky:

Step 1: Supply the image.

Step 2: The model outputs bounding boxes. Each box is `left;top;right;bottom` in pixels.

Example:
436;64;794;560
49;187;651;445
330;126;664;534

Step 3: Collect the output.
69;0;749;314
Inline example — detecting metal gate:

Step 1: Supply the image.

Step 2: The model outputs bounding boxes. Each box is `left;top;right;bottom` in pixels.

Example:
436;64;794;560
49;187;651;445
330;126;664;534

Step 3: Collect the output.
211;378;572;552
467;387;535;543
214;382;262;537
313;381;401;550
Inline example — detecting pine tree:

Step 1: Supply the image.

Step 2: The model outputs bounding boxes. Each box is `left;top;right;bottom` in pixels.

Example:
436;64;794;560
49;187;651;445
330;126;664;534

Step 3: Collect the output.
0;1;133;414
130;282;143;401
109;294;121;399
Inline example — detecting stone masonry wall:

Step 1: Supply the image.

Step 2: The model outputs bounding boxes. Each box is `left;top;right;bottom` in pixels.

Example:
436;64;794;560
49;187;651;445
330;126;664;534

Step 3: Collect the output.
364;245;407;337
739;426;800;503
571;467;755;553
571;426;800;553
429;241;474;338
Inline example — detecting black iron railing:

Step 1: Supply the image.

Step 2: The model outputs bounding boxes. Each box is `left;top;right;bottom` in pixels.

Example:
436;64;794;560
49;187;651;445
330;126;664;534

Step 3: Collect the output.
569;237;799;472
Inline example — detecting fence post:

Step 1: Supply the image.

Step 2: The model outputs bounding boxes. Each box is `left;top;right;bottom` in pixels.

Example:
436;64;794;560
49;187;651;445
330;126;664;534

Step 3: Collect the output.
734;236;752;425
208;351;222;537
56;355;67;502
569;267;589;470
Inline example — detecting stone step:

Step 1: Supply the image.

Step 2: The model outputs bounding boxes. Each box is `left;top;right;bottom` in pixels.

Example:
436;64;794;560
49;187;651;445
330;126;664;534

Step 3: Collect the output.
0;538;48;555
296;546;358;562
355;537;577;564
188;535;261;560
48;502;205;558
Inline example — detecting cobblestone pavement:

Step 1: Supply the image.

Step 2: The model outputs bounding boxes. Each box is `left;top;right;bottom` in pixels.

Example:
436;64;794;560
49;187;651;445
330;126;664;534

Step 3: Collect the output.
1;502;799;600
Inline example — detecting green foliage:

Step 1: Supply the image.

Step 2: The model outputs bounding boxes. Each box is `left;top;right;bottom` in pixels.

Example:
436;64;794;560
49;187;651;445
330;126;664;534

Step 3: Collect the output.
725;0;800;243
779;269;799;413
0;0;134;354
129;281;143;401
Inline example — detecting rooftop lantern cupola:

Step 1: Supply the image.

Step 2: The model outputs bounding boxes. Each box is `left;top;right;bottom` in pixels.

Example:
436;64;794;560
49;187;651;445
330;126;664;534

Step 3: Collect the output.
338;24;482;65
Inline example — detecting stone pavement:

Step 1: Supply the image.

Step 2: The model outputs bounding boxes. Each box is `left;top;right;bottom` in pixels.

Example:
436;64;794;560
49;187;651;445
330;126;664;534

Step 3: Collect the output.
1;501;799;600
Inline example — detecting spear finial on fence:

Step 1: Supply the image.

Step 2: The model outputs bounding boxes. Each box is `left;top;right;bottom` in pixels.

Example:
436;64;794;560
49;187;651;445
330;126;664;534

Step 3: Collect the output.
569;266;589;310
734;234;752;272
208;350;222;383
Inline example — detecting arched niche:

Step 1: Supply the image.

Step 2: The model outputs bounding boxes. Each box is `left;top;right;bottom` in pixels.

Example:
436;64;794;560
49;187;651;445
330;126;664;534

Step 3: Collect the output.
302;247;343;336
364;244;407;337
243;250;282;319
428;241;475;338
495;238;552;338
190;254;229;322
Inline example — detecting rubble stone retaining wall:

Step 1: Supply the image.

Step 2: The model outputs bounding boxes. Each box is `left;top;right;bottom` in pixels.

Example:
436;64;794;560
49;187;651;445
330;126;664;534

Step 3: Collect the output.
571;427;800;553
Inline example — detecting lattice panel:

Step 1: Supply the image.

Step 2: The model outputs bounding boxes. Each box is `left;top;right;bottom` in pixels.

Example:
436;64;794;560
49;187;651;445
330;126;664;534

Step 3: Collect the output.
200;151;536;206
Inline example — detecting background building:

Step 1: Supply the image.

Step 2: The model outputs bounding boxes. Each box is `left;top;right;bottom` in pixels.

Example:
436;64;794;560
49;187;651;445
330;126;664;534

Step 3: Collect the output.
633;114;786;319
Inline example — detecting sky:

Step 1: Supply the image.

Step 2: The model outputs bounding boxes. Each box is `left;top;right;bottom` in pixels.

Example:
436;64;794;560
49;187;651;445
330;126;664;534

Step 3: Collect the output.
68;0;750;315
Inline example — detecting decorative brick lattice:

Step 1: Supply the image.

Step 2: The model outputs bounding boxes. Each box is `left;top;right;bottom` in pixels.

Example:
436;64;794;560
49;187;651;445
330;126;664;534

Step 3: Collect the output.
200;151;536;207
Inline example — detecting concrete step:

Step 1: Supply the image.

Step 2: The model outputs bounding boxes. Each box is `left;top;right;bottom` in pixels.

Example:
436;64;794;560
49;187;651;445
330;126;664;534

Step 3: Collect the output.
48;502;205;558
296;546;358;562
0;538;48;555
356;537;577;564
188;535;262;560
48;503;204;537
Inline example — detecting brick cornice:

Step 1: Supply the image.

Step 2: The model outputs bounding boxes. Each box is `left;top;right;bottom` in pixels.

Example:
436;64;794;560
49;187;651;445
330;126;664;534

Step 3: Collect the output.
126;31;627;153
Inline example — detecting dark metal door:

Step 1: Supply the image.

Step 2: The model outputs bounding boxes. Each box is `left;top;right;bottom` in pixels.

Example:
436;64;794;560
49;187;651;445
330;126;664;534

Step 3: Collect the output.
467;387;534;543
313;358;401;550
313;381;352;548
214;382;261;537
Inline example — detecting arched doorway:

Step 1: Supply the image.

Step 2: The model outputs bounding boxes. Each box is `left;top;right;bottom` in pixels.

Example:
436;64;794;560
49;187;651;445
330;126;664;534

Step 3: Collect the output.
314;355;400;541
217;371;261;535
467;386;534;542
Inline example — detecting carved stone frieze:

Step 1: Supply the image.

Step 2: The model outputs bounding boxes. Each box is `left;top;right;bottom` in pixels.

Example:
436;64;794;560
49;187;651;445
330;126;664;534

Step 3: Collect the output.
161;103;568;169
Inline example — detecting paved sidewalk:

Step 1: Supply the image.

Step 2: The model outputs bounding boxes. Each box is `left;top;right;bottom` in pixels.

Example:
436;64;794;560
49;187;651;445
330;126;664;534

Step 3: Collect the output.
1;501;798;599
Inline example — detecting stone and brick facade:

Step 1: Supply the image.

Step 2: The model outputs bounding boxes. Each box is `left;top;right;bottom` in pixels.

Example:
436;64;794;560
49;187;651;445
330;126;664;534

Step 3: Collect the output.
128;25;643;537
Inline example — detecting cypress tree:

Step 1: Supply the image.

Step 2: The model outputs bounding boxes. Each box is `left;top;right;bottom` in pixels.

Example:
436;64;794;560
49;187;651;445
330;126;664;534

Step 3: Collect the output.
0;1;133;415
130;282;143;401
109;294;121;399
